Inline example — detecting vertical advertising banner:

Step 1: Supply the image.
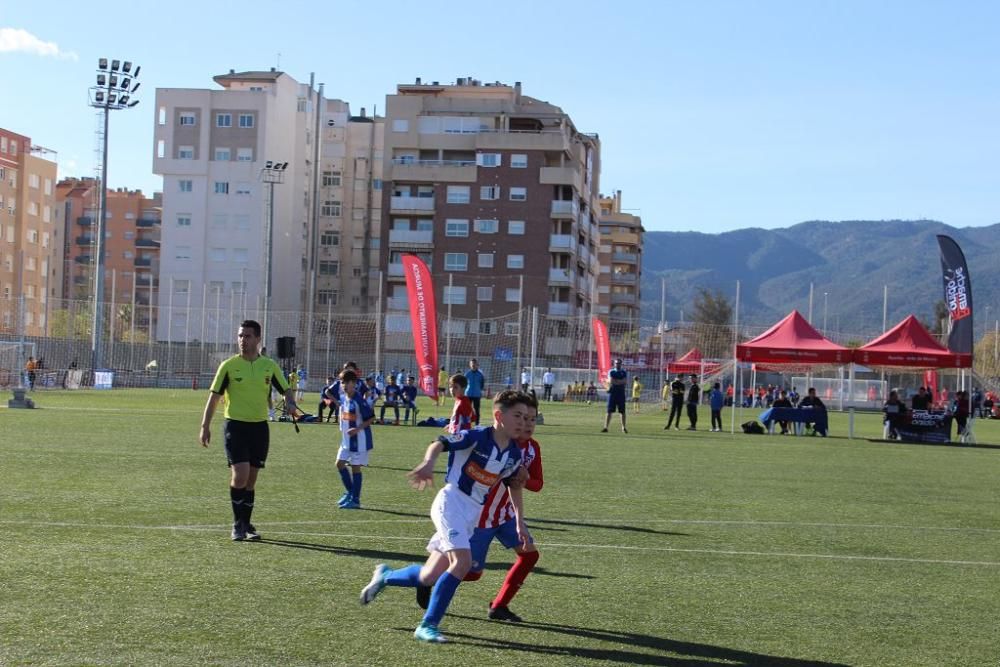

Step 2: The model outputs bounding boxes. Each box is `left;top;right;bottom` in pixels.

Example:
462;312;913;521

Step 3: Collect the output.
592;317;612;383
937;235;974;355
401;254;439;398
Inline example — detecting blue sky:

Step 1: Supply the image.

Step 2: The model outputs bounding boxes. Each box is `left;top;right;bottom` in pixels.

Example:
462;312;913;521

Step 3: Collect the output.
3;0;998;233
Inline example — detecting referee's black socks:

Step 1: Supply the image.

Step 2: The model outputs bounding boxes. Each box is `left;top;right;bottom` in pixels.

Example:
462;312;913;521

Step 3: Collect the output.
230;486;245;524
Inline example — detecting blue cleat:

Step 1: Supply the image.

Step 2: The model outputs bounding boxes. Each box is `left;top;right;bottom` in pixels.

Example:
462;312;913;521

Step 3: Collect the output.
413;621;447;643
340;499;361;510
337;492;352;507
360;564;390;605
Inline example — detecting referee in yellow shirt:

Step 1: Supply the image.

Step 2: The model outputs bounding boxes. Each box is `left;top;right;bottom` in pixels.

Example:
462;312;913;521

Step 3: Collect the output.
199;320;297;541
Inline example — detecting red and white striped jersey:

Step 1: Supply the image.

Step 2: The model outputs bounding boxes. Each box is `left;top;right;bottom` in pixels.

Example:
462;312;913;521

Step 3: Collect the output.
476;438;543;529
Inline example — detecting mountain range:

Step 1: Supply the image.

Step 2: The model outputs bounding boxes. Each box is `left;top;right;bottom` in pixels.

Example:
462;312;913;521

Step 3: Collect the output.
640;219;1000;338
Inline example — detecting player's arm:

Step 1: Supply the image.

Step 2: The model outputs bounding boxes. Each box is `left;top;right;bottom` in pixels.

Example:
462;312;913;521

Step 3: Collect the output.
524;444;544;493
352;401;376;435
199;391;223;447
507;484;530;546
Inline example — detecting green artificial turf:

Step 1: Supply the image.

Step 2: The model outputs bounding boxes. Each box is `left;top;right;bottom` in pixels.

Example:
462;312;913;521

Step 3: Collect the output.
2;390;999;666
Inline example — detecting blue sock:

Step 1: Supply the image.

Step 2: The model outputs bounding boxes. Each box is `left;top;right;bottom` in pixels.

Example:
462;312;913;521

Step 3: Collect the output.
338;467;352;493
384;564;423;587
423;572;462;626
351;472;363;502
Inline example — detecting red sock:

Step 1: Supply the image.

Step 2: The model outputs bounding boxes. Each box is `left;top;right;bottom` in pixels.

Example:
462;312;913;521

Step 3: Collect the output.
492;550;539;608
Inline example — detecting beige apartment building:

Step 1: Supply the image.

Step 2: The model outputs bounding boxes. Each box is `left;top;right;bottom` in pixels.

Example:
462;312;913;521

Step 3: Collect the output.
597;190;643;323
379;78;602;336
0;128;61;336
57;177;162;336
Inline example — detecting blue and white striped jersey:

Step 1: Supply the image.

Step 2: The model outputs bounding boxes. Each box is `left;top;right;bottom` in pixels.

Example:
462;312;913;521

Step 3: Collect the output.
339;390;375;452
437;426;522;505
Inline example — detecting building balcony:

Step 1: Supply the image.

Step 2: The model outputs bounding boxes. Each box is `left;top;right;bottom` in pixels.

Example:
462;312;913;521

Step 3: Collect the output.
391;160;477;184
76;216;93;226
551;200;579;219
612;251;638;264
73;275;89;285
547;302;572;317
577;244;591;265
74;254;92;264
137;218;160;228
389;229;434;246
539;166;582;191
476;129;570;153
548;267;572;285
390;196;435;214
577;277;594;296
135;238;161;248
135;274;153;286
611;293;638;305
134;257;152;267
387;296;409;310
387;263;404;279
549;234;574;251
75;235;94;246
612;272;638;284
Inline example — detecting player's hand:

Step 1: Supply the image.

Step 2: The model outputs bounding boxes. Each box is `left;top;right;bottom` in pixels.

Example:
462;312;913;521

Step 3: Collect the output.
516;521;532;547
347;427;358;437
199;425;211;447
507;465;529;489
407;461;435;491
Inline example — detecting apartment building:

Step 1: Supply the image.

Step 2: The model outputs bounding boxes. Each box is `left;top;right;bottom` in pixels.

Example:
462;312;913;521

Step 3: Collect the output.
379;78;602;339
596;190;643;322
57;177;162;335
0;128;61;336
153;69;310;349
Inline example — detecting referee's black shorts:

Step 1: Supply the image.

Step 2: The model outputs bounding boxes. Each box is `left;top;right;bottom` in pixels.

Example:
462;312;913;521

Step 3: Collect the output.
224;420;270;468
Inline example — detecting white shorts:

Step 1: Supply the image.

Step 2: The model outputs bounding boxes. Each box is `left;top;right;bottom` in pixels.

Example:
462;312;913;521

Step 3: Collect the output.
425;485;481;554
336;444;369;466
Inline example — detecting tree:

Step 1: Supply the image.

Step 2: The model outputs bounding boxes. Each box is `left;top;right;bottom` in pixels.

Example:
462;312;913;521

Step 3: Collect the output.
692;288;733;326
686;288;734;359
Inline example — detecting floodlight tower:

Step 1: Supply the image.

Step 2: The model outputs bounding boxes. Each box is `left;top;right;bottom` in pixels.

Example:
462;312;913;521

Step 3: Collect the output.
260;160;288;351
88;58;141;371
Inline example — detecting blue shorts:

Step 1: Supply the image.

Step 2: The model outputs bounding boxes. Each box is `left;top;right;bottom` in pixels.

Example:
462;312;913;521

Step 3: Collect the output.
607;395;627;414
469;519;524;573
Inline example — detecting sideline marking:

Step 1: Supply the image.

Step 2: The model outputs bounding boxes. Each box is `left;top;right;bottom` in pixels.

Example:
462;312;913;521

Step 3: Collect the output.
2;520;998;567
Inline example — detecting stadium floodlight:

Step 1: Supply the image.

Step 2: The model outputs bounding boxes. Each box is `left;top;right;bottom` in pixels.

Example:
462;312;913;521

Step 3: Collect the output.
87;57;142;371
259;159;288;351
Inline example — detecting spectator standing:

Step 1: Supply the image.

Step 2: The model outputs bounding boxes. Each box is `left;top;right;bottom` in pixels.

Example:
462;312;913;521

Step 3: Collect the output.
464;359;486;425
601;359;628;434
709;382;724;432
664;375;685;430
542;368;555;401
520;368;531;393
686;375;701;430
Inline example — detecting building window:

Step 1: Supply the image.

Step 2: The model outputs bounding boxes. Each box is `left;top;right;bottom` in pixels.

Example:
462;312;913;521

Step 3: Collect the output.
209;281;225;295
509;187;527;201
480;185;500;201
443;286;467;305
157;140;165;159
416;219;433;231
508;220;525;235
211;214;227;228
216;113;232;127
477;153;501;167
174;279;190;294
231;280;246;293
179;180;193;192
210;247;226;262
214;148;231;161
321;200;341;217
507;254;524;269
29;174;39;188
511;154;528;168
233;214;249;229
175;246;192;260
123;250;133;259
238;113;254;128
322;171;341;187
179;112;196;126
444;253;468;271
392;119;409;132
214;182;229;195
123;231;135;240
44;178;52;195
506;288;521;302
474;219;498;234
320;231;340;246
319;260;339;275
236;147;253;162
505;322;520;336
28;202;38;217
235;182;251;196
445;219;469;237
233;248;248;263
477;286;493;302
178;146;194;159
318;289;338;305
446;186;470;204
177;215;191;227
158;107;166;125
478;253;494;268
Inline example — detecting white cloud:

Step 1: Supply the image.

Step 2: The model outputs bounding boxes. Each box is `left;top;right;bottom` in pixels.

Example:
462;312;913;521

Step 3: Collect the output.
0;27;78;61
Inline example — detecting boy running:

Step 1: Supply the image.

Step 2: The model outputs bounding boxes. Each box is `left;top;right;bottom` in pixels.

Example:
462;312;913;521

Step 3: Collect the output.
359;391;532;644
335;369;375;509
447;373;475;434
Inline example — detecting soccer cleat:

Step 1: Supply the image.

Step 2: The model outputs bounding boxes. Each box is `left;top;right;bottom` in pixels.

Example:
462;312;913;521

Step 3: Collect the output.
244;523;261;541
622;428;628;434
600;428;608;433
337;492;352;507
413;621;448;643
416;585;432;610
231;522;246;541
488;604;523;622
340;500;361;510
360;564;390;605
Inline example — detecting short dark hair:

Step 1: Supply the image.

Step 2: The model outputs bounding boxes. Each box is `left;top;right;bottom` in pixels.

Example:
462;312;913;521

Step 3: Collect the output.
339;369;358;384
343;361;358;370
240;320;261;337
493;390;537;412
450;373;468;388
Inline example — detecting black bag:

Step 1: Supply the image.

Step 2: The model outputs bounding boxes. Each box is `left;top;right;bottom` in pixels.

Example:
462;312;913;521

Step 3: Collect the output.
741;420;765;435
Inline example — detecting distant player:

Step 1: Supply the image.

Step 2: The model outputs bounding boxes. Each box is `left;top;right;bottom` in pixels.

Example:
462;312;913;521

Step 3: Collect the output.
631;376;643;413
465;359;486;425
359;391;531;644
317;375;337;423
380;376;401;424
437;366;449;406
602;359;628;433
335;369;375;509
447;373;474;434
400;376;419;424
363;375;382;413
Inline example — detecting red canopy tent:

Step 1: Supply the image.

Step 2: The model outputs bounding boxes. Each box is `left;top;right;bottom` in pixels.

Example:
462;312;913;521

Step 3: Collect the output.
668;348;722;376
853;315;971;369
736;310;851;367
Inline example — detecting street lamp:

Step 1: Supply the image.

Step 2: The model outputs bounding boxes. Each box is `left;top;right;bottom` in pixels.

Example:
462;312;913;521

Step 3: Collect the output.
259;161;288;352
88;57;141;372
823;292;829;332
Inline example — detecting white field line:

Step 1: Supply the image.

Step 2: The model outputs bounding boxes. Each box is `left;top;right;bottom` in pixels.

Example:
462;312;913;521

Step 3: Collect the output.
2;520;999;567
